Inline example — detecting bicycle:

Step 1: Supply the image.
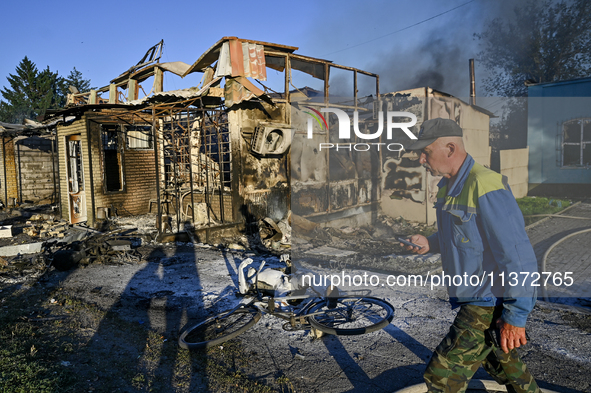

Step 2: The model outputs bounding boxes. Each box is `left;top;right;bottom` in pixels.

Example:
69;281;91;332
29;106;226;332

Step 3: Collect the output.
178;259;395;350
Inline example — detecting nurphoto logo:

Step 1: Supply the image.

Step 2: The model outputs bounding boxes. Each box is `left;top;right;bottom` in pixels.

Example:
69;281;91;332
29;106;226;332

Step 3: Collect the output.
304;108;418;152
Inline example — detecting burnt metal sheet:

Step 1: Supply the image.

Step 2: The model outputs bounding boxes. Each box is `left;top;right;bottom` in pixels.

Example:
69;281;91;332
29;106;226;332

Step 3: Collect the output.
158;62;191;77
183;36;298;77
229;39;245;77
223;76;273;107
126;76;223;106
111;61;191;85
224;77;256;107
214;42;232;78
0;119;59;135
216;40;267;81
290;58;326;80
242;42;267;81
265;55;285;72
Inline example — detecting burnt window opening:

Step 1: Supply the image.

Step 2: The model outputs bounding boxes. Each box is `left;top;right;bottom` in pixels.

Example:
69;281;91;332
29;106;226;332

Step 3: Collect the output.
101;124;125;192
126;125;153;149
562;119;591;167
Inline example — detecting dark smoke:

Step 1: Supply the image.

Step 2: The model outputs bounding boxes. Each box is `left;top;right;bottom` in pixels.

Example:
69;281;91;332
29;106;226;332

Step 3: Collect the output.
349;0;519;99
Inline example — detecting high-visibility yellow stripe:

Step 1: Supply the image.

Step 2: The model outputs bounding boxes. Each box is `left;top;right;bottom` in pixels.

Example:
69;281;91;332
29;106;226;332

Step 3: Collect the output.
436;163;508;212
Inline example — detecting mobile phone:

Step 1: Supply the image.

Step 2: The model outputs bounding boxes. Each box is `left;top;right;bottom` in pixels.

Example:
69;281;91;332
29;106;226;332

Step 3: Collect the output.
486;327;501;348
396;237;422;249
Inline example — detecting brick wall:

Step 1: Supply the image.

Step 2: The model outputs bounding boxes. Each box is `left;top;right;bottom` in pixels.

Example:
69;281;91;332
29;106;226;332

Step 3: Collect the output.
13;135;58;204
0;137;18;204
93;147;157;217
179;192;233;221
88;118;157;219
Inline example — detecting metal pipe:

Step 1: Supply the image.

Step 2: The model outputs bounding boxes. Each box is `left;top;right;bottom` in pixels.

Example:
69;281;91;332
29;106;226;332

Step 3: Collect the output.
152;105;162;233
376;75;380;99
2;137;8;206
469;59;476;106
204;113;211;227
86;121;96;225
354;70;358;110
285;54;290;103
16;140;22;203
187;110;196;224
324;63;331;214
214;116;225;223
172;112;181;232
51;134;57;205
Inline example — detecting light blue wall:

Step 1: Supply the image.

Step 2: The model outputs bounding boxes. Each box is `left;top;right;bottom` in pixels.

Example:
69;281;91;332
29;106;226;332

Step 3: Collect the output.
528;78;591;184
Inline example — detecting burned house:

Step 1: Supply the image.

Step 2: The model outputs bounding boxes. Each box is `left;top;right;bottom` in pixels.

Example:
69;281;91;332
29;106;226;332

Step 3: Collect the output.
41;37;496;240
46;37;383;241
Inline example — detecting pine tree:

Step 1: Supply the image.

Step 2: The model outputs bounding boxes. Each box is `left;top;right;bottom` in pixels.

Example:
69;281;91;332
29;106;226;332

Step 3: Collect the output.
63;67;93;94
0;57;70;123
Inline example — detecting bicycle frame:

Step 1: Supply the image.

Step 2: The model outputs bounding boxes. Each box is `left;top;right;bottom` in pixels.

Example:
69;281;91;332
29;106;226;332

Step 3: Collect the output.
178;259;394;350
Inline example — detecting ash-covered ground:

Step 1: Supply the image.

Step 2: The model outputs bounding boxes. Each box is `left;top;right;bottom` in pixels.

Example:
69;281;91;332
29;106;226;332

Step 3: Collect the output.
1;207;590;392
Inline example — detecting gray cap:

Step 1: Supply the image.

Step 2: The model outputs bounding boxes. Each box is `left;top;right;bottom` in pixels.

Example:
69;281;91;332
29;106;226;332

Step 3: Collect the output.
406;118;463;151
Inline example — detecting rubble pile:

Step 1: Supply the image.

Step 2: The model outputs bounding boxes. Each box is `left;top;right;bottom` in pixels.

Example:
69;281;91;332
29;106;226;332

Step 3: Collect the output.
48;230;143;271
0;253;48;285
258;214;292;251
290;213;441;276
24;215;70;238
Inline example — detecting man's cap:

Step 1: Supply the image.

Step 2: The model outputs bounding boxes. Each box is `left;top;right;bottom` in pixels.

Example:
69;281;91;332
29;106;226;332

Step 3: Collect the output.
406;118;463;151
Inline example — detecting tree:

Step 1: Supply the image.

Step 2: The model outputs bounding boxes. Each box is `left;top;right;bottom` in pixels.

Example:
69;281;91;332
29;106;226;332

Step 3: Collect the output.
476;0;591;97
0;59;94;124
0;56;64;123
62;67;94;95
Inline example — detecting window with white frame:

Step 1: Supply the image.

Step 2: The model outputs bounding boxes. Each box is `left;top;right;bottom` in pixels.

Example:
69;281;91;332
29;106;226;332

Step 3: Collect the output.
126;125;153;149
562;118;591;167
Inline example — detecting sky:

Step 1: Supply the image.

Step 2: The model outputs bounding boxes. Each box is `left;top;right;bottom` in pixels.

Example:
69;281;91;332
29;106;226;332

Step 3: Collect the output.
0;0;517;113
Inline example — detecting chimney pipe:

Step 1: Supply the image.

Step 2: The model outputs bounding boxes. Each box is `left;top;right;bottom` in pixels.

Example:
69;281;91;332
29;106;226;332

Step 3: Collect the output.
469;59;476;106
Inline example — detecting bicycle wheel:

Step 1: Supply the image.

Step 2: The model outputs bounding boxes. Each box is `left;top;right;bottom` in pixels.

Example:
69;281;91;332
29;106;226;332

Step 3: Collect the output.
307;297;394;336
178;306;261;349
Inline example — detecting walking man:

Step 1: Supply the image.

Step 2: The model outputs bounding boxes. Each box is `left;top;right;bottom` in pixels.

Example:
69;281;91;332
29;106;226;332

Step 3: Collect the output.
403;118;540;393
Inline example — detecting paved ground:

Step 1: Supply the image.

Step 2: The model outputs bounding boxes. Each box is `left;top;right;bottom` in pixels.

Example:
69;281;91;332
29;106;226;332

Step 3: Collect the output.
52;201;591;392
526;200;591;304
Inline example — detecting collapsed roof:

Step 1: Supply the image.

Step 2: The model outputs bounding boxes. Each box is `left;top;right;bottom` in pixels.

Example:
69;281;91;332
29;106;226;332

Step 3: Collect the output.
45;36;379;119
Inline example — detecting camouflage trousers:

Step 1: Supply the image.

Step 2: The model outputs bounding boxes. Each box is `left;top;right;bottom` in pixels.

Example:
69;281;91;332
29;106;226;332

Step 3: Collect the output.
424;305;540;393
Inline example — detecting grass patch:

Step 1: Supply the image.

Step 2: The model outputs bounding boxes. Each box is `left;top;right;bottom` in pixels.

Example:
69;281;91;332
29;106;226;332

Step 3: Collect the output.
0;286;78;393
516;197;572;226
0;282;277;392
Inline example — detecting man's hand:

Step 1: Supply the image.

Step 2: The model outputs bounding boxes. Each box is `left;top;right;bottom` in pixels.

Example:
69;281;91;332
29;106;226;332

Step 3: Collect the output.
496;318;527;354
400;235;430;255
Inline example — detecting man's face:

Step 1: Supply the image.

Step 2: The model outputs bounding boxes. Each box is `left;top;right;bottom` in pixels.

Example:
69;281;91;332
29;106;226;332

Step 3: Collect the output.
419;140;450;177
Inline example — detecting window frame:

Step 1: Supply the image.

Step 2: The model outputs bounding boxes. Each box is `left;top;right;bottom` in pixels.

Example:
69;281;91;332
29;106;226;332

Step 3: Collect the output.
100;124;126;194
561;118;591;168
126;124;154;150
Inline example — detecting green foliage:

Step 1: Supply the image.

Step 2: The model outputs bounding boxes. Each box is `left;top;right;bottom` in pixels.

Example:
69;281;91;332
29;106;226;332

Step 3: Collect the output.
516;196;571;216
0;58;93;124
475;0;591;97
0;57;60;123
62;67;94;95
